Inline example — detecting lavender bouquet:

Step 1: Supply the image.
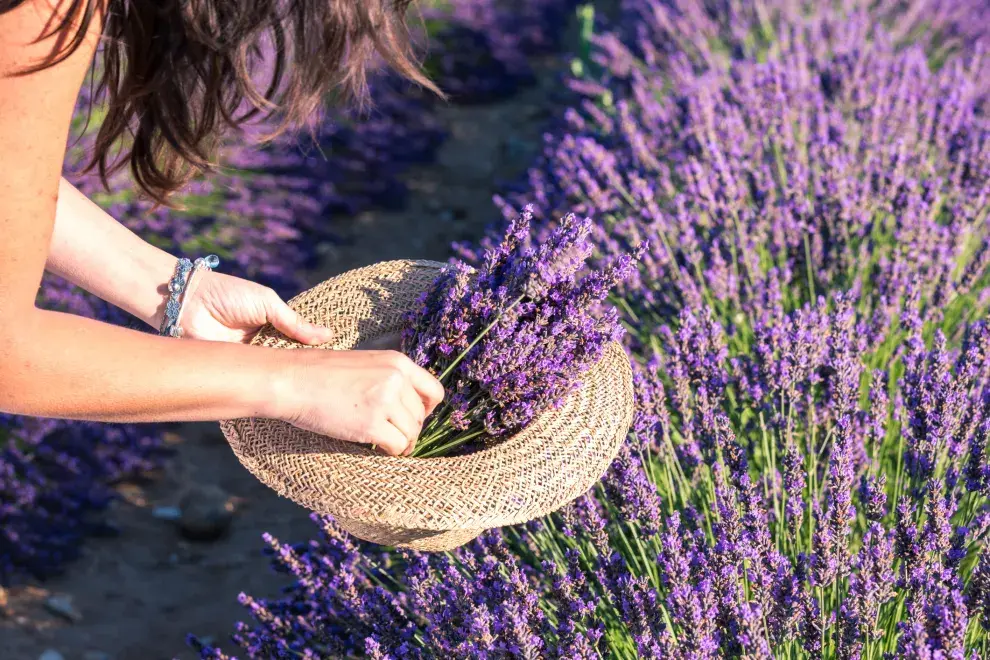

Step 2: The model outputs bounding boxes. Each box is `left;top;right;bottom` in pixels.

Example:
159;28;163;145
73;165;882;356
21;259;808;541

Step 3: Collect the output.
401;206;636;457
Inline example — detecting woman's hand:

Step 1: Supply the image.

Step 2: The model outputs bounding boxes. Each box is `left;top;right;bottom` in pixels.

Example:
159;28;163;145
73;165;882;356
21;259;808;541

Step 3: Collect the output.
275;349;445;456
181;271;441;455
179;270;334;345
182;271;444;455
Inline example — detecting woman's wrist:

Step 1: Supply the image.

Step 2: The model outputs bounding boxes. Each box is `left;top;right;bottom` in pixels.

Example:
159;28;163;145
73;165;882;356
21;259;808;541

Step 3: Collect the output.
137;248;186;330
259;347;304;422
50;179;183;330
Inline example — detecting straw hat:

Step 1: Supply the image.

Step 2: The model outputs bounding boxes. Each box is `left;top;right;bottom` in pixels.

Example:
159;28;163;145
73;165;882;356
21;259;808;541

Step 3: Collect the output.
219;260;634;551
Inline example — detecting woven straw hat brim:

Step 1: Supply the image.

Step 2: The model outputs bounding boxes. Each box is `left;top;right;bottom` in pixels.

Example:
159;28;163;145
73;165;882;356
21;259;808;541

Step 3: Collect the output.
220;260;634;548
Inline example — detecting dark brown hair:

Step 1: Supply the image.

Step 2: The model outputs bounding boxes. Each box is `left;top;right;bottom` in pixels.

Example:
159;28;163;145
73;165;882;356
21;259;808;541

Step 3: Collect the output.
1;0;440;205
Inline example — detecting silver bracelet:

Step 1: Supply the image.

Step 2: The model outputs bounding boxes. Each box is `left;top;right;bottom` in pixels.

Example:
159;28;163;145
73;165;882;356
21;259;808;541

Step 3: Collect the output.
159;255;220;337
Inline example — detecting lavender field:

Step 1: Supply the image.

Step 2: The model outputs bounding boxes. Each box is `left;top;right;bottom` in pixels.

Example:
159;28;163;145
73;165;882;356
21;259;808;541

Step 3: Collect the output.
4;0;990;658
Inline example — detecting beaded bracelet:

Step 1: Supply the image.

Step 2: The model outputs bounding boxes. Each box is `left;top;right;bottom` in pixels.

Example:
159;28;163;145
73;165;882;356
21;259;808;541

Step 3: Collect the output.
159;254;220;338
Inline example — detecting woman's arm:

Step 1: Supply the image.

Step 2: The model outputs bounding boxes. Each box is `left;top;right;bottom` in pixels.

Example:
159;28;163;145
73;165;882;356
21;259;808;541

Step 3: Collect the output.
0;1;285;423
49;178;335;346
0;0;442;456
48;177;177;330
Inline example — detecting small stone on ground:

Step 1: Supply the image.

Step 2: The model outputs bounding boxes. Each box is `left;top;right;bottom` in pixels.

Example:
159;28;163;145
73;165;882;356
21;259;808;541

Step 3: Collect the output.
178;484;235;541
43;594;81;623
82;652;112;660
38;651;65;660
151;505;182;521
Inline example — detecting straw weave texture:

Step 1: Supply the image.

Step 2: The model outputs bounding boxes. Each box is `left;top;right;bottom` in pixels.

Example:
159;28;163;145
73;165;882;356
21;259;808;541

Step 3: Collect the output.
219;260;634;551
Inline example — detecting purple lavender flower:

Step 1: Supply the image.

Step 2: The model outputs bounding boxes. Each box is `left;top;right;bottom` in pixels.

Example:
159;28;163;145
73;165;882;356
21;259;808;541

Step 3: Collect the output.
897;571;970;659
402;205;636;456
837;523;896;656
858;473;888;521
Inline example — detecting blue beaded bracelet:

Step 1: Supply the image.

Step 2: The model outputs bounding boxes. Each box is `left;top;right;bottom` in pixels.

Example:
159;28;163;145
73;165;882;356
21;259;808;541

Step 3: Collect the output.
159;254;220;338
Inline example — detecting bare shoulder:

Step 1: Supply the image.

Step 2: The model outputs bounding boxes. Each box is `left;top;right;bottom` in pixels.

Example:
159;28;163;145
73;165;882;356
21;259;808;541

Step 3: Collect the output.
0;0;102;75
0;0;103;308
0;0;102;198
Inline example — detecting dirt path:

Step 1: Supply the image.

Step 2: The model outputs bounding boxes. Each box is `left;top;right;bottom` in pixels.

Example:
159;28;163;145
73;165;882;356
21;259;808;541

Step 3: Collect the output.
1;61;561;660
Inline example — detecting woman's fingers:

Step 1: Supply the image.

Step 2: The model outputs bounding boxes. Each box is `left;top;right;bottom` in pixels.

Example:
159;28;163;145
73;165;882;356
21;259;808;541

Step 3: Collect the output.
391;354;445;414
369;419;413;457
399;386;426;456
266;292;334;345
367;388;424;457
386;403;420;453
400;384;427;424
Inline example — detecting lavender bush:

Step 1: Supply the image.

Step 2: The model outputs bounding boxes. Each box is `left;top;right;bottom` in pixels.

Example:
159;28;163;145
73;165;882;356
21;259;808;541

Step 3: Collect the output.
222;76;445;238
199;0;990;657
422;0;581;102
401;206;634;457
0;416;167;584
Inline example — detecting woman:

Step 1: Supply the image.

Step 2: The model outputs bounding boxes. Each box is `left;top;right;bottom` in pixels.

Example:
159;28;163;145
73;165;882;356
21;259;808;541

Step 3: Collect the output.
0;0;445;457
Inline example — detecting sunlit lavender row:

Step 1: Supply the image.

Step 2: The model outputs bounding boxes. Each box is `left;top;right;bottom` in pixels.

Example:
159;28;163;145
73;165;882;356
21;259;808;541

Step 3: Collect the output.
198;0;990;657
